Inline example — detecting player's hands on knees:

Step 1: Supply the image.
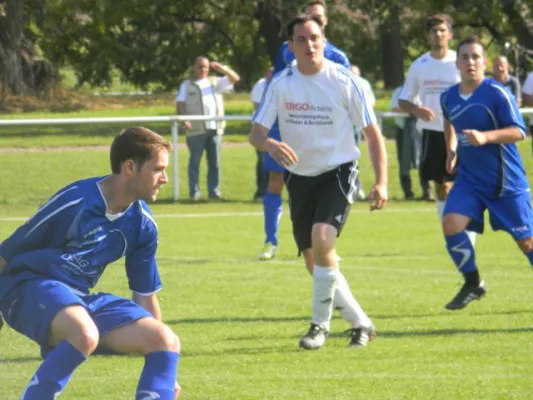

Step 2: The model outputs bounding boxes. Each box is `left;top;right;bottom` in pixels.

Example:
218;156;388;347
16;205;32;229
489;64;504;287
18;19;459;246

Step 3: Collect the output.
446;150;457;175
463;129;487;146
368;183;388;211
413;106;435;122
265;139;298;167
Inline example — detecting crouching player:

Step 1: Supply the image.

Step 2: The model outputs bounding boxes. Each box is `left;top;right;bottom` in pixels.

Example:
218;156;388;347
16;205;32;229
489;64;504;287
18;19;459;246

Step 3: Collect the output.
0;127;181;399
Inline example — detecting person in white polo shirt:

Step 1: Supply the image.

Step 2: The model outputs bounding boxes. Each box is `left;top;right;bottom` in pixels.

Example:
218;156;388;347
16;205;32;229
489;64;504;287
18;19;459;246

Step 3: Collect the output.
250;13;388;350
399;13;476;246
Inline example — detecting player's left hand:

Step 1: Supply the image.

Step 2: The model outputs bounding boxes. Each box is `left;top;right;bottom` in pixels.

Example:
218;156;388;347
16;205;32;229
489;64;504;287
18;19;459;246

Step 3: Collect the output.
368;183;388;211
463;129;487;146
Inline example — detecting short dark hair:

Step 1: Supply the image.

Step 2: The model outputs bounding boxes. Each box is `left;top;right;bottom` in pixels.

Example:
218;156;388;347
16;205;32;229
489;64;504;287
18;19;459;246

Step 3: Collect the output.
425;13;453;31
287;13;323;40
300;0;327;14
456;35;484;55
110;127;171;174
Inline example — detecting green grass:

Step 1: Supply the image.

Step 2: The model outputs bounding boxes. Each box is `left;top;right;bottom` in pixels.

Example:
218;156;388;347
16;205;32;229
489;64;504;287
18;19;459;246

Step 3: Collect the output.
1;141;533;399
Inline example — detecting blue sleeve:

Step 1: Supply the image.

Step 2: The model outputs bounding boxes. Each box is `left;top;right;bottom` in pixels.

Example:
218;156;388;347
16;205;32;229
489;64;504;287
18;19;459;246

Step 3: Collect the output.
336;52;350;69
0;185;83;263
125;222;162;295
273;43;289;74
494;86;527;135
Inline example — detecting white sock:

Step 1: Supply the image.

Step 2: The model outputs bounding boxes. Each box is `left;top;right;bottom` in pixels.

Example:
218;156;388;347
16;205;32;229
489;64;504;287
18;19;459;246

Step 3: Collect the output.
312;265;338;331
466;230;476;246
333;272;372;327
436;200;445;220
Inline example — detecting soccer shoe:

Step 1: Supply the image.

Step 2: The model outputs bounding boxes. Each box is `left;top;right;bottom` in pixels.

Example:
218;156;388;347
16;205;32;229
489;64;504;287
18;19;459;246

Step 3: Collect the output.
258;242;277;261
445;280;486;310
299;323;329;350
347;324;376;347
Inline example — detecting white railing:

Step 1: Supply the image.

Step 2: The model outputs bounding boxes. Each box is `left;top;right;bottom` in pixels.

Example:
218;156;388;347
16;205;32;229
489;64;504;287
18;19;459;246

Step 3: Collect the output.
1;109;532;201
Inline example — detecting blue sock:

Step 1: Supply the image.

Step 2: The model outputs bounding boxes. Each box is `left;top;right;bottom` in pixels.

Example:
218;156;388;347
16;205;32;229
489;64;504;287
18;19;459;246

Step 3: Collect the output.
136;351;179;400
526;249;533;267
263;192;282;246
22;340;86;400
445;231;477;274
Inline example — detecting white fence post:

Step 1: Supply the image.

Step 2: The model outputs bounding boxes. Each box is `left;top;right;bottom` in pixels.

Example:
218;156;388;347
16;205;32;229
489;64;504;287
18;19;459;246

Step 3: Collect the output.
171;120;179;201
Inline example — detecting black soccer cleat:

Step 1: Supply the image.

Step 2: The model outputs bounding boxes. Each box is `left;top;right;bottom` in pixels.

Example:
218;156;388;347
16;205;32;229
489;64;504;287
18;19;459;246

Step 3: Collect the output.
347;324;376;347
299;323;329;350
445;280;486;310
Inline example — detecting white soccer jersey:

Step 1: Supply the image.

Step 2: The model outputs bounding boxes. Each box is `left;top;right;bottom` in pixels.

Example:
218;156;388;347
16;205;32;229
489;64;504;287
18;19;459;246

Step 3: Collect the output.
399;51;460;132
253;59;376;176
251;77;268;104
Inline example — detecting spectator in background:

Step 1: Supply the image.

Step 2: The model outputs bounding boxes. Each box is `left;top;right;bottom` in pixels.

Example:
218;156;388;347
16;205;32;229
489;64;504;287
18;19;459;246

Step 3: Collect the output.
350;65;375;201
492;55;521;106
251;66;273;201
391;85;432;200
176;56;240;200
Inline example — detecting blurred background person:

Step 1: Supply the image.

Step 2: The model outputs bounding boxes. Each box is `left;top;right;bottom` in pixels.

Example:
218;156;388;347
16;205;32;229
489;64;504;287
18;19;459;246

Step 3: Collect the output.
391;84;432;200
176;56;240;200
522;70;533;154
250;66;273;201
492;55;521;107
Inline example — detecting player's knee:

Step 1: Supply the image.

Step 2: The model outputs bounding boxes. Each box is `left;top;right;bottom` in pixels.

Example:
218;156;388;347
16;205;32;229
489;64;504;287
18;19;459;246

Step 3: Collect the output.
442;214;465;236
517;236;533;258
144;322;181;354
267;172;284;193
71;325;100;355
311;224;336;255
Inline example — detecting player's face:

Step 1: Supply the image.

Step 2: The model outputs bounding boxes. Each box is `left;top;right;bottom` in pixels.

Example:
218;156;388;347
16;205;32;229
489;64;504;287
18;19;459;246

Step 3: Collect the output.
428;23;452;50
194;59;209;80
492;57;508;81
134;148;169;202
304;4;327;27
288;21;325;71
457;43;486;83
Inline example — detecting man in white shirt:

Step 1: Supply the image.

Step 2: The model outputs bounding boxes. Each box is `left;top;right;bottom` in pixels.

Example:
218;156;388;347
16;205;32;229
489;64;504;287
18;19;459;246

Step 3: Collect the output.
250;14;388;350
251;66;274;201
399;14;476;245
176;56;240;200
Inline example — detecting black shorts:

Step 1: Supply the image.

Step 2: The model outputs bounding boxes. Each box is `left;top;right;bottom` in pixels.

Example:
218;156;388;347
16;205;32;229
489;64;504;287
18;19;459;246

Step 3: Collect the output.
284;162;357;253
420;129;455;183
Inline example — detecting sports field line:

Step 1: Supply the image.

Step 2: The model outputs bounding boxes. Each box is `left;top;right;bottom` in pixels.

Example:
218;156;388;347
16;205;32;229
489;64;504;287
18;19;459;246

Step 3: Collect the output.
0;208;436;222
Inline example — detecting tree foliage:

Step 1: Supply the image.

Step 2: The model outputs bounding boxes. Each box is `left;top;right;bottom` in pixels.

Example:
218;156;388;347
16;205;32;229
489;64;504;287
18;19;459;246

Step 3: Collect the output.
1;0;533;94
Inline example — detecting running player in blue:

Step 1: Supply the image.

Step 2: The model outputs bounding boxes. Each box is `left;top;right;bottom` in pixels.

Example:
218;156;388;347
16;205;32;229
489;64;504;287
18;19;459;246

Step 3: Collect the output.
258;0;350;261
0;127;181;399
440;35;533;310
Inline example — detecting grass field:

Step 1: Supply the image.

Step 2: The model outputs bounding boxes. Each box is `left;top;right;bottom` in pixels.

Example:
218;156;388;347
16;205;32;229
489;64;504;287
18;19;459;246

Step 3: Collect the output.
1;137;533;399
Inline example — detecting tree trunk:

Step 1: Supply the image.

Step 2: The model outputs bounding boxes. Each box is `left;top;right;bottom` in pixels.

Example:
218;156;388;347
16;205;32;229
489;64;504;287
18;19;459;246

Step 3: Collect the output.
379;5;404;89
256;0;285;64
0;0;28;95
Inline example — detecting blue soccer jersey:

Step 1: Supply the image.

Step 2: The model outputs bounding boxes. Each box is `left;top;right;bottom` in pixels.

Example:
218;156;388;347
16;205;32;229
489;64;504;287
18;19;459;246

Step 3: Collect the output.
0;176;162;295
441;78;528;197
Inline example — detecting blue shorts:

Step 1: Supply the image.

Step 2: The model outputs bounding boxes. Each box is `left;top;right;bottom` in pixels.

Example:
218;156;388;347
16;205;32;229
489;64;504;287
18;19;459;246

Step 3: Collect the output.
0;272;151;349
263;123;285;173
444;184;533;240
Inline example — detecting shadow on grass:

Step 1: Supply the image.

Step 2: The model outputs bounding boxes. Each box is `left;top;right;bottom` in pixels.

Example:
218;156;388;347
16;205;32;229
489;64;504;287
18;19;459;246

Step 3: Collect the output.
0;356;41;363
166;316;308;325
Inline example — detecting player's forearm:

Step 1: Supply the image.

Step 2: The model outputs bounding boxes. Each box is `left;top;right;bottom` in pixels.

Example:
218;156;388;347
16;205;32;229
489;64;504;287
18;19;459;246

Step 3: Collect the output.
522;93;533;107
398;99;417;113
363;124;388;185
484;127;525;144
133;293;162;321
176;102;185;115
444;119;457;152
249;123;272;152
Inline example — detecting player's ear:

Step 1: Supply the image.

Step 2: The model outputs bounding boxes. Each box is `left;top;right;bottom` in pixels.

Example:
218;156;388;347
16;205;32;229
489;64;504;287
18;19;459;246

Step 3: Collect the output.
122;159;137;176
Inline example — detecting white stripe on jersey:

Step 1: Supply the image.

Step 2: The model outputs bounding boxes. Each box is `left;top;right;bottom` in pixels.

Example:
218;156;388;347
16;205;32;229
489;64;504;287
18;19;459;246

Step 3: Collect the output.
28;186;78;223
489;83;527;136
140;204;158;230
25;198;84;238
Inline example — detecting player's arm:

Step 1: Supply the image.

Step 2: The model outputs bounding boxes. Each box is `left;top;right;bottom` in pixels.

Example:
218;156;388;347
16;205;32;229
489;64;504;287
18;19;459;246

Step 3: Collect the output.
133;292;162;321
361;123;388;211
465;88;527;146
210;62;240;84
272;43;289;74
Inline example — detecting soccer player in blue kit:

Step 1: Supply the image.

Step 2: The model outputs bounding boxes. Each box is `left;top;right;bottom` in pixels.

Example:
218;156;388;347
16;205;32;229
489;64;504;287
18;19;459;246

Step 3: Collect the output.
0;127;181;399
258;0;351;261
440;36;533;310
